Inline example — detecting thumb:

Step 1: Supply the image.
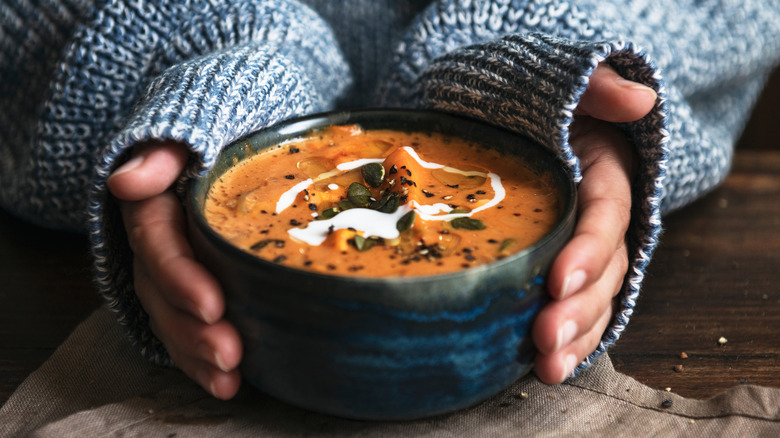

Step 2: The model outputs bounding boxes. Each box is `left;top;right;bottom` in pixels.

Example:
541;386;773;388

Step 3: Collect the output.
576;63;657;123
107;141;190;201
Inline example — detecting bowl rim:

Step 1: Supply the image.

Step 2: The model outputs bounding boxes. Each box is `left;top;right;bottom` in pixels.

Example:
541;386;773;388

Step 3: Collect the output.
187;108;577;286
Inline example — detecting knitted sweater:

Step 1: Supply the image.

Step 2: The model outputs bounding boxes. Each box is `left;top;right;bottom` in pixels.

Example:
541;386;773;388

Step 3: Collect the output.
2;0;779;372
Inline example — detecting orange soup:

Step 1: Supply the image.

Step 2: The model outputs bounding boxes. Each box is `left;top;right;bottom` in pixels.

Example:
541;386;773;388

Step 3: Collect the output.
204;125;560;277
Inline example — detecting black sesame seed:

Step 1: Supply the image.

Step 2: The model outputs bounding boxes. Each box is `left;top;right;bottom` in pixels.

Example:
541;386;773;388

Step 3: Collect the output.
285;174;295;180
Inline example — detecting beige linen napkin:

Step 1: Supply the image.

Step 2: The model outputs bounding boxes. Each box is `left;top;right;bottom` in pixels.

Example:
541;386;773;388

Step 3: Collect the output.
2;307;779;437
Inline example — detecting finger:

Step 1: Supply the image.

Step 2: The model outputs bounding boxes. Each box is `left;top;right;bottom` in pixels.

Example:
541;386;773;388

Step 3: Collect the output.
534;242;628;356
108;141;190;201
576;63;657;123
548;125;633;300
135;264;242;399
534;301;615;384
120;192;224;323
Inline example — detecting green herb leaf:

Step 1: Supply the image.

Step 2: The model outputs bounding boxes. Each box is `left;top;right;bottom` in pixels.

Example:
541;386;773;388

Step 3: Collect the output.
396;210;416;232
449;217;486;230
361;162;385;188
347;182;372;207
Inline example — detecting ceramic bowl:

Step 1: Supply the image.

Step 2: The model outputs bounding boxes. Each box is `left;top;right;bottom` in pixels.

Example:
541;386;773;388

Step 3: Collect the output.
186;109;577;420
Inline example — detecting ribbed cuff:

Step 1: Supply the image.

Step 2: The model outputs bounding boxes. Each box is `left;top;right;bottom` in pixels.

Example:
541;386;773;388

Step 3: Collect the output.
410;33;670;375
85;1;351;365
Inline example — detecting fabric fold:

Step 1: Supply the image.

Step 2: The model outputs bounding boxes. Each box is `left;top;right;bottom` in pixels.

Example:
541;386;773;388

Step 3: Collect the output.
2;307;779;437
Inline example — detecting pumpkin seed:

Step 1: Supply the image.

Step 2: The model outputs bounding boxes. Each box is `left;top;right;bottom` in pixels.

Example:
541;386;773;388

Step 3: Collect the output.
498;238;516;253
450;217;486;230
396;210;416;232
372;192;400;213
361;162;385;188
250;239;285;250
319;207;340;219
337;200;356;211
347;182;372;207
353;234;377;251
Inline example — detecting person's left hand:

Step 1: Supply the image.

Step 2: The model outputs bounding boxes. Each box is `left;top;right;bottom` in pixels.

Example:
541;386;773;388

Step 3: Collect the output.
532;64;657;383
108;142;243;399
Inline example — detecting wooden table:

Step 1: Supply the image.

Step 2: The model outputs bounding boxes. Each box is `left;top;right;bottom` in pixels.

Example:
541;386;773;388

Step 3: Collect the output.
2;74;779;407
609;68;780;394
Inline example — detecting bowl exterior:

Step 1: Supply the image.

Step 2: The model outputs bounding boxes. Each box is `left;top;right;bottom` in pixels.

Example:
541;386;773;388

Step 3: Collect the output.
187;109;576;420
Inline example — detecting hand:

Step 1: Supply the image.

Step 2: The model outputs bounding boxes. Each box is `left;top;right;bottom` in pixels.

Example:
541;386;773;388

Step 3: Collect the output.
108;142;243;399
532;64;657;383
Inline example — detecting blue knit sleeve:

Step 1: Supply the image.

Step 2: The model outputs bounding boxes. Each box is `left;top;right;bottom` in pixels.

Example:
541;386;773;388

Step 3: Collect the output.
375;0;780;374
72;0;351;365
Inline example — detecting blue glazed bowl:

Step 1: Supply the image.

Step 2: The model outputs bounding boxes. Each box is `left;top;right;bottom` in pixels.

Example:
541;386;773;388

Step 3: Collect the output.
186;109;577;420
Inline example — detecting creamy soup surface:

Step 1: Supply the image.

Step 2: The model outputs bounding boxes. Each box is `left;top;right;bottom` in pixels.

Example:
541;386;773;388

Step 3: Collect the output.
204;125;560;277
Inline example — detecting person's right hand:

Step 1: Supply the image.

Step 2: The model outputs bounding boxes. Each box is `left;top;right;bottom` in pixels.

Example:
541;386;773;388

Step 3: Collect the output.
107;142;243;399
532;64;657;383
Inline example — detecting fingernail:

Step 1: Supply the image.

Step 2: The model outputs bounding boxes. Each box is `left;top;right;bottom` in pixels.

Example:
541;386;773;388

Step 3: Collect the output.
214;351;229;372
561;270;586;299
616;78;657;98
561;354;579;381
196;369;217;396
198;342;230;372
555;320;578;352
111;155;144;177
199;307;216;325
189;299;215;324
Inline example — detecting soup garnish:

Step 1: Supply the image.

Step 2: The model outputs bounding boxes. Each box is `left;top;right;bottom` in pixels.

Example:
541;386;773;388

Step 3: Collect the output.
204;124;560;277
